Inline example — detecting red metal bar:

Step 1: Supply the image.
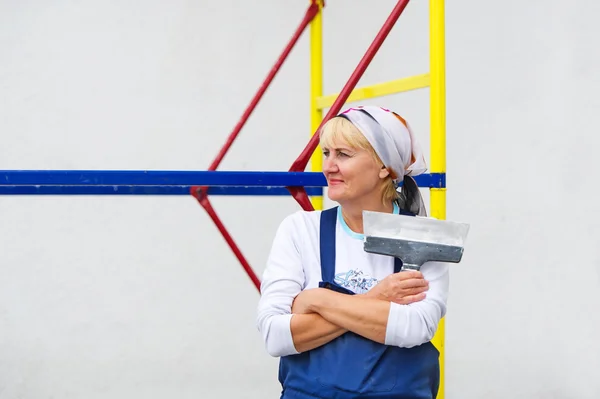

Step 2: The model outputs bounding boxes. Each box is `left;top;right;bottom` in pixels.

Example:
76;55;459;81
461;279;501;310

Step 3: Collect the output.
191;4;320;292
287;0;412;210
207;2;320;172
286;185;314;211
194;193;262;291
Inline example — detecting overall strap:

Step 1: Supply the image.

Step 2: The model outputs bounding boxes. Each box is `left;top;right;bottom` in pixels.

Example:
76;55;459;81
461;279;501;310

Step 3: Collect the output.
393;256;403;273
320;206;406;276
319;207;338;282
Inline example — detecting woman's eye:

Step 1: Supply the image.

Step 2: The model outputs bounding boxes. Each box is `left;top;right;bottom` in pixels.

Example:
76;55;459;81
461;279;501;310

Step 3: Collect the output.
337;151;349;157
323;150;330;157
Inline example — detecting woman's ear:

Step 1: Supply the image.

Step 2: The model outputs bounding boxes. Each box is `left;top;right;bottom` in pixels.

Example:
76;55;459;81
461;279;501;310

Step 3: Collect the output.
379;166;390;179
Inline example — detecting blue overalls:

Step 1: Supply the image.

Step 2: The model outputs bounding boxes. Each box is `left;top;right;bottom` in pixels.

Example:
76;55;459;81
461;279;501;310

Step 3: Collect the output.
278;206;440;399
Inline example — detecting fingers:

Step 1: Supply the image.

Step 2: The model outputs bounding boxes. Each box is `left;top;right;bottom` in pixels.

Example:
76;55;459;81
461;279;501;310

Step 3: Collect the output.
397;277;429;290
391;271;427;286
372;271;430;304
405;284;429;295
395;270;424;280
394;284;428;302
380;270;423;284
392;277;429;304
394;292;426;305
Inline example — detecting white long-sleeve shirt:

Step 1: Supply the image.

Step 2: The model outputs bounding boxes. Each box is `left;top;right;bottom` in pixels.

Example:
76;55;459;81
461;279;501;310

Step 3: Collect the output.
256;206;450;357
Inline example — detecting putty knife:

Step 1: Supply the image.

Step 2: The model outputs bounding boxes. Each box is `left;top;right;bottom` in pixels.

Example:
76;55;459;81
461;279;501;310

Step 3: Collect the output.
363;210;470;271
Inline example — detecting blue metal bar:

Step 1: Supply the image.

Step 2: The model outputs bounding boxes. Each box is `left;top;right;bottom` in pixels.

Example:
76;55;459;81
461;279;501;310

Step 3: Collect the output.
0;170;445;195
0;170;327;187
427;172;446;189
0;186;326;196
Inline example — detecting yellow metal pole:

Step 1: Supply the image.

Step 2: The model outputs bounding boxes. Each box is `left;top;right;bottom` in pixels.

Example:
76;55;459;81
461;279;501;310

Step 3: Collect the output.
309;0;324;210
430;0;446;398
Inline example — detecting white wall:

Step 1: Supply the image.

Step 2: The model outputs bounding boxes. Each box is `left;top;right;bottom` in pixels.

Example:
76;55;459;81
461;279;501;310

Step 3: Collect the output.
0;1;598;398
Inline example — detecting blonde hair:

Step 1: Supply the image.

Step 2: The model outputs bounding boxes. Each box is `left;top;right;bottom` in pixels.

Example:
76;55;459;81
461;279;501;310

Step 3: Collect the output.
319;116;399;204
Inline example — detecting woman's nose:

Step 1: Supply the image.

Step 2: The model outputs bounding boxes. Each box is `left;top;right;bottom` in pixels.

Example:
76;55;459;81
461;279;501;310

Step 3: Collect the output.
323;156;338;173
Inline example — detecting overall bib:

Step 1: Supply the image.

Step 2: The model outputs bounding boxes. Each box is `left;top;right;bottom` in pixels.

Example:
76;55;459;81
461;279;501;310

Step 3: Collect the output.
278;207;440;399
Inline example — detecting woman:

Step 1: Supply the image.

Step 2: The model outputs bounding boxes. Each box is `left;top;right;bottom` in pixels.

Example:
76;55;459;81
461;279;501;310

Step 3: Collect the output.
256;105;449;399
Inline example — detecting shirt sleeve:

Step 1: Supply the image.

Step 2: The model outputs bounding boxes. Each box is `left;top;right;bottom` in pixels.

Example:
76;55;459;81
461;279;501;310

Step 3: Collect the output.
384;261;450;348
256;213;306;357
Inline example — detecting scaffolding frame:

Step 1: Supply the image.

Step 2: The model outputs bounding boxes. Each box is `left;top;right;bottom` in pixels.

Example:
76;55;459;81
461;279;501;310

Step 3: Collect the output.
305;2;447;398
0;0;447;396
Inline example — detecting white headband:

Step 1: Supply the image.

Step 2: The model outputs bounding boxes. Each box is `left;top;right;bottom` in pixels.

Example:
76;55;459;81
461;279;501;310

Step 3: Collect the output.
339;105;427;185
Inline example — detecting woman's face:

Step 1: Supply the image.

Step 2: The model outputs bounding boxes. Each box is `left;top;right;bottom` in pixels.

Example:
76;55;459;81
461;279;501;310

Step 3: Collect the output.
322;138;388;205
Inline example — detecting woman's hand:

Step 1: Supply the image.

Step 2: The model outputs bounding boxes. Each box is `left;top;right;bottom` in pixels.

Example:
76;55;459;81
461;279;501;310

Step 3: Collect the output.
365;270;429;305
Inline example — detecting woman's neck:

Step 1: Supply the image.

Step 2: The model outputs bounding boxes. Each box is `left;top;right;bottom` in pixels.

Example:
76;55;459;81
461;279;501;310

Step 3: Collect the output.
339;198;394;234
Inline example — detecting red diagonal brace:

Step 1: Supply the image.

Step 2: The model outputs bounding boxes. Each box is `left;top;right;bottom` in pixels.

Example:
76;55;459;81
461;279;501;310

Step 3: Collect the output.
208;2;320;172
287;0;412;211
191;2;320;292
194;192;262;290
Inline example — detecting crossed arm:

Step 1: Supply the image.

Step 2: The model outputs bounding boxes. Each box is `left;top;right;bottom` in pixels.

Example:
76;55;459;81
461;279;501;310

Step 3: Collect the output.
257;263;448;357
255;215;449;357
289;272;431;353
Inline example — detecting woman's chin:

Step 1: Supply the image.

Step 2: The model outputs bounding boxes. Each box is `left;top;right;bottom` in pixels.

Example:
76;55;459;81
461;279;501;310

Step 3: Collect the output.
327;188;346;203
